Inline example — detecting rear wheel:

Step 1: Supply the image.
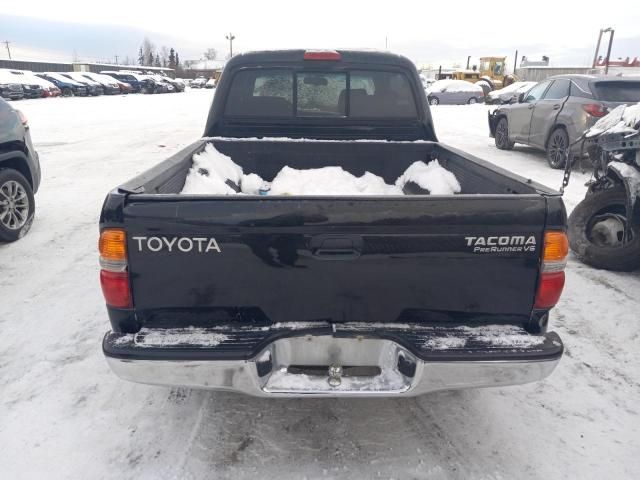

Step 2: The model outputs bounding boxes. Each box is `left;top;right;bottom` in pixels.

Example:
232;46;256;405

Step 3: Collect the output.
568;186;640;271
0;169;35;243
546;128;569;169
429;97;439;106
494;117;514;150
468;97;478;104
62;87;73;97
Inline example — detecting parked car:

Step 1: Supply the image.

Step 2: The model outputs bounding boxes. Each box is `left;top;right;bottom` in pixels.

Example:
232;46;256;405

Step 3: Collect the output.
2;70;43;99
100;71;143;93
425;79;484;105
489;75;640;168
60;72;104;96
19;72;61;97
0;97;40;242
0;70;24;100
38;72;88;97
100;49;566;398
205;77;216;89
191;77;207;88
80;73;120;95
486;81;537;104
166;77;185;92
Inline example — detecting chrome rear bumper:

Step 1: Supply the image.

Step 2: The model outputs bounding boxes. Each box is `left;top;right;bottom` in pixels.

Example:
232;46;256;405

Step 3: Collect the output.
104;328;562;397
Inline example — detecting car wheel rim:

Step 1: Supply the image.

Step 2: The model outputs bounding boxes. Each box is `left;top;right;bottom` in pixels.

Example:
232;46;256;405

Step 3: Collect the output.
469;98;476;104
549;132;567;166
430;98;438;105
0;180;29;230
496;121;507;146
587;206;632;248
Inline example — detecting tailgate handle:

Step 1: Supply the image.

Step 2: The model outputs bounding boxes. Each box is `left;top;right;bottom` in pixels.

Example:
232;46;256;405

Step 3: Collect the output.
312;236;362;260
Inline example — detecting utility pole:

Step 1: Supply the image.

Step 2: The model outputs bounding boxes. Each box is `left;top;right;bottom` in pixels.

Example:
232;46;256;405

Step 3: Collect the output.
513;49;518;74
592;28;615;74
385;36;388;50
592;29;604;68
603;28;615;75
3;40;11;60
114;54;119;64
226;33;235;58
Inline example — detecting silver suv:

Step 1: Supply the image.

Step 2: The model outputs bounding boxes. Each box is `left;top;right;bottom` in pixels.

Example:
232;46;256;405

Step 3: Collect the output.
489;75;640;168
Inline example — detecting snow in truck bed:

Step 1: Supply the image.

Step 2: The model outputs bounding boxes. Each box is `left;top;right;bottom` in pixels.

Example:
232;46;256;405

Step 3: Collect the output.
180;142;461;196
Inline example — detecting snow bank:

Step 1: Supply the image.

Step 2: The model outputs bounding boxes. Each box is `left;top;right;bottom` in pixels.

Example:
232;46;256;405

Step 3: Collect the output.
586;102;640;137
396;160;461;195
180;143;461;196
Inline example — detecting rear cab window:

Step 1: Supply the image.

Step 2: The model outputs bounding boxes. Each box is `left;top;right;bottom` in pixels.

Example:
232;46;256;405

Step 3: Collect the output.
592;81;640;102
224;68;418;119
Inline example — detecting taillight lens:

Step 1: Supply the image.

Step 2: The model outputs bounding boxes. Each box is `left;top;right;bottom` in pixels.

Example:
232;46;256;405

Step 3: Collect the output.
100;270;132;308
99;229;131;307
534;231;569;309
99;228;127;271
582;103;608;117
16;110;28;126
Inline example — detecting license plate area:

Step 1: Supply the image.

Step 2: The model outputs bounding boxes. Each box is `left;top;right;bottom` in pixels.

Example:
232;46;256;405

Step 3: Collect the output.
258;335;417;395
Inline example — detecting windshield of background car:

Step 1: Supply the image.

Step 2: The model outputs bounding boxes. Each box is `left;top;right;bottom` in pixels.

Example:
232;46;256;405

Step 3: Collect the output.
592;81;640;102
224;69;418;119
524;81;550;102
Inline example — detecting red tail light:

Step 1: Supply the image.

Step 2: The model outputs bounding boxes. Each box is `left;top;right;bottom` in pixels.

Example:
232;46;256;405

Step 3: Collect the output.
100;270;132;308
16;110;28;126
582;104;608;117
534;231;569;309
99;228;131;308
534;271;566;309
304;50;341;61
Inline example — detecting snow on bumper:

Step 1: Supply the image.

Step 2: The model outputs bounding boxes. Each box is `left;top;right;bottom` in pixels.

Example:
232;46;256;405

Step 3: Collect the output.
103;324;563;397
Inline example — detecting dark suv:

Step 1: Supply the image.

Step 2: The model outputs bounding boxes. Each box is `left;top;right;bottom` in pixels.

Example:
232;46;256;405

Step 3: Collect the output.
489;75;640;168
0;98;40;242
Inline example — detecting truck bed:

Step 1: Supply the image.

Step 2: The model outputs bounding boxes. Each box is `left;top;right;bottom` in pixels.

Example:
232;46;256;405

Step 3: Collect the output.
101;138;563;334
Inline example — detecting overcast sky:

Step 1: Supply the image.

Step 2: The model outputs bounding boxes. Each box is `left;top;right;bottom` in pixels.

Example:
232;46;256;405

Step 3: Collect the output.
2;1;640;67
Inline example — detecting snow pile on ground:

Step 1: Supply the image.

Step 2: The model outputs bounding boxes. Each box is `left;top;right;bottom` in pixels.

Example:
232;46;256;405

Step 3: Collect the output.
181;144;460;196
395;160;461;195
586;102;640;137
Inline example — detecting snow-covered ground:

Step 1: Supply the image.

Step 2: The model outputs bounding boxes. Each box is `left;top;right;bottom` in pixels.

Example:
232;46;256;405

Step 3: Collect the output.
1;92;639;479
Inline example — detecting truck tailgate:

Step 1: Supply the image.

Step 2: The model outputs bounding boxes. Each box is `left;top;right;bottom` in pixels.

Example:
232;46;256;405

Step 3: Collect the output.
123;194;546;326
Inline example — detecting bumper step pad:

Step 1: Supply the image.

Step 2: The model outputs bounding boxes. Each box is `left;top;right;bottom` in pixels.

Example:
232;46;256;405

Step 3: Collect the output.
104;322;562;363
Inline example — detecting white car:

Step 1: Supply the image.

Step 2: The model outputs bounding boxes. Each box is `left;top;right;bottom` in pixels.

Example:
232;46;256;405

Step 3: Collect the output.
486;81;537;104
425;80;484;105
205;78;216;89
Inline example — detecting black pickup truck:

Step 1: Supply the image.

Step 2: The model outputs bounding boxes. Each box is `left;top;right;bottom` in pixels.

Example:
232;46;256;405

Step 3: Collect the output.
100;50;567;397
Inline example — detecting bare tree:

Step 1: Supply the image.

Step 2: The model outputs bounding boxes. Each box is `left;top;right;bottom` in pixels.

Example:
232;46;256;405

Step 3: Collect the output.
141;37;155;66
203;48;218;61
160;46;169;67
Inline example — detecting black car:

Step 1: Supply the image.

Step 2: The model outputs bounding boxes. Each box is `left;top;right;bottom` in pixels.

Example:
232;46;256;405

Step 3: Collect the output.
0;82;24;100
0;97;40;242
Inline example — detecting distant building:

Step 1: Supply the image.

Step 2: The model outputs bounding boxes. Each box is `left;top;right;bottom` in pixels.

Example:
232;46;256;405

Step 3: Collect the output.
520;56;550;68
182;59;226;80
0;59;174;77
